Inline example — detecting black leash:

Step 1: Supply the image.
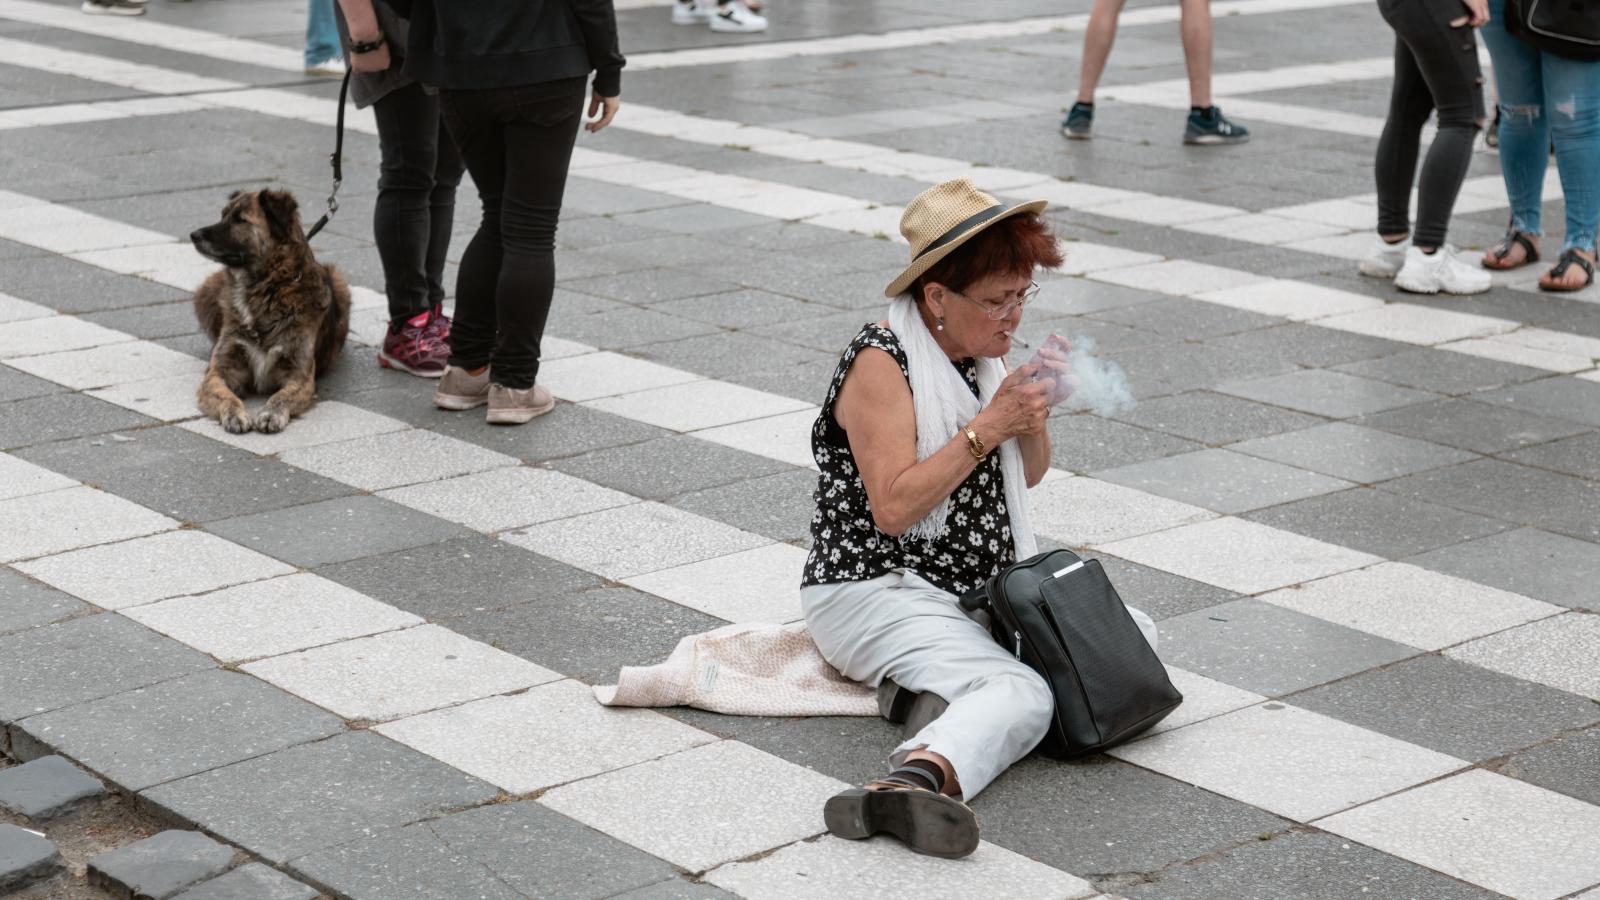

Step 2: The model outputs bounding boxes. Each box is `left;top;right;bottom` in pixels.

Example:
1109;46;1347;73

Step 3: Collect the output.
305;67;351;242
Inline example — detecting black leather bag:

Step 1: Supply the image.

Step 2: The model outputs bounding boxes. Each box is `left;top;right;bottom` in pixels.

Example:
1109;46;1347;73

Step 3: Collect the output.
1506;0;1600;61
960;549;1183;757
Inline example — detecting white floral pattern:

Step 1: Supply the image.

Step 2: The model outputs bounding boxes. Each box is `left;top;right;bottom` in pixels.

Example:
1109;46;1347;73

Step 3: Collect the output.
803;325;1014;595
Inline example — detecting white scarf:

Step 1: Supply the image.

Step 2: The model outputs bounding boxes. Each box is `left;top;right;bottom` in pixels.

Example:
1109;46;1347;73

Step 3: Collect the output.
887;297;1038;562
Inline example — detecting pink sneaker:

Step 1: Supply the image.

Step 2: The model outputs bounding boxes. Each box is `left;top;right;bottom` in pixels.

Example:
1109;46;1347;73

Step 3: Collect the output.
379;309;450;378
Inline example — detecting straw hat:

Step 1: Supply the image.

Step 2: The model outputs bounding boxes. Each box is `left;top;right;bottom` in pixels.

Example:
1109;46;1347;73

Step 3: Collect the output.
884;178;1048;298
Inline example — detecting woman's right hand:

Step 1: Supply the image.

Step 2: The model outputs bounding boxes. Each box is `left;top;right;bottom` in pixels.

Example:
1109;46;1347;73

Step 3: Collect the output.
976;364;1053;441
349;44;391;73
586;94;620;133
1453;0;1489;26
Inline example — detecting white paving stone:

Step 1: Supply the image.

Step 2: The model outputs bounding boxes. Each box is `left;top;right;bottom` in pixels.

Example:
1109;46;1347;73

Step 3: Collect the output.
1191;279;1383;321
623;543;807;624
0;202;169;254
68;242;207;276
1029;476;1217;547
1055;242;1163;276
244;623;561;721
376;680;715;794
1439;337;1596;373
1492;327;1600;362
180;400;410;454
1316;304;1518;346
5;340;207;390
537;351;704;402
1579;369;1600;383
1141;667;1266;737
804;204;905;239
1097;517;1382;595
1445;613;1600;701
539;740;844;872
585;380;813;432
0;486;175;563
86;374;203;422
378;466;636;534
1111;704;1466;821
1318;769;1600;900
1268;198;1374;229
706;833;1097;900
279;429;517;491
692;408;820;469
1177;213;1348;245
0;292;54;323
0;315;132;359
123;573;421;662
1087;260;1270;296
505;501;771;579
13;530;293;611
1079;194;1240;226
0;452;76;501
1260;562;1563;651
1282;231;1384;261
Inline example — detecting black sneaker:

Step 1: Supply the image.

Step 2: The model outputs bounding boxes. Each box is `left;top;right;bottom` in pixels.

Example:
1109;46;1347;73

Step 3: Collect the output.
824;780;980;859
1060;102;1094;140
1184;106;1250;145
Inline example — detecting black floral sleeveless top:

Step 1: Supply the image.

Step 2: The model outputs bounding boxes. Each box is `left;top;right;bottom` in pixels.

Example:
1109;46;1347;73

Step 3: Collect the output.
803;324;1014;596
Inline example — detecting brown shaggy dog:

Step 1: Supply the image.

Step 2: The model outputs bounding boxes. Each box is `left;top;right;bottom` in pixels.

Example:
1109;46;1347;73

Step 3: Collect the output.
189;189;351;434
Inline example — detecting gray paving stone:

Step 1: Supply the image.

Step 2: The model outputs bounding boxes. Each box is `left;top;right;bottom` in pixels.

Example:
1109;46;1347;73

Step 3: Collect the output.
0;613;212;724
1474;378;1600;428
0;568;89;636
614;204;771;235
15;670;344;791
633;328;838;379
88;830;235;900
1033;278;1166;316
0;255;185;314
0;823;63;893
291;800;675;900
204;495;472;568
552;434;792;501
448;585;726;684
14;426;355;524
1499;726;1599;806
1045;413;1203;473
1382;458;1600;541
0;363;65;403
1229;422;1477;484
81;301;201;341
975;755;1290;878
1096;448;1352;514
725;357;839;404
668;469;818;544
1290;656;1600;762
1356;398;1591;454
171;863;318;900
1120;828;1499;900
1090;298;1282;340
141;732;498;865
1217;369;1440;419
737;712;904;788
1406;527;1600;610
0;393;156;452
1244;487;1512;559
652;289;835;331
606;877;739;900
747;308;883;354
1095;554;1243;620
1156;599;1418;696
1502;431;1600;481
547;305;724;351
1334;347;1549;395
1106;391;1322;446
0;755;103;821
316;534;603;622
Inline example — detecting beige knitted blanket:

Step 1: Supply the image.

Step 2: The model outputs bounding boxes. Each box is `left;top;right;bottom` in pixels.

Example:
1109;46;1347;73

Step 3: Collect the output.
593;621;877;717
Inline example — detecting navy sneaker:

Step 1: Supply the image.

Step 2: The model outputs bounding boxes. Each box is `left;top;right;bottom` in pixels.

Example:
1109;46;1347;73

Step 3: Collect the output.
1184;106;1250;145
1060;102;1094;141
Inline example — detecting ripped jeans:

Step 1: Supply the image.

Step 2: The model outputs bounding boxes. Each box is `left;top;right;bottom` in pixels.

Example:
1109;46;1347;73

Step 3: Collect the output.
1482;0;1600;252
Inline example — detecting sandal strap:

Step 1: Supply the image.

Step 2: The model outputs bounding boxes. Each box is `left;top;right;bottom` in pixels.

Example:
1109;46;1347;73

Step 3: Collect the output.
1493;230;1539;263
1545;249;1596;291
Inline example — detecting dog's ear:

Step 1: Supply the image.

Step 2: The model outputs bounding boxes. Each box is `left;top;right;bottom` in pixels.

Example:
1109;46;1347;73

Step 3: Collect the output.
258;190;302;243
227;189;242;201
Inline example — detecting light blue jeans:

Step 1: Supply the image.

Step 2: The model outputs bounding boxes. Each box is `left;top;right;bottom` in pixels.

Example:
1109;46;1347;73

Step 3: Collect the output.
304;0;341;67
1482;0;1600;252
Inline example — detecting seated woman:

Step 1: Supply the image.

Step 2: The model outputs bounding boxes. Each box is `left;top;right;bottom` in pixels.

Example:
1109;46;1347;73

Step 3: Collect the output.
802;178;1066;859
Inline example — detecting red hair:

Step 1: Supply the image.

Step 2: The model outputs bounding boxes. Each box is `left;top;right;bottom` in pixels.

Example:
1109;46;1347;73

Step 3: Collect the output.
911;213;1063;300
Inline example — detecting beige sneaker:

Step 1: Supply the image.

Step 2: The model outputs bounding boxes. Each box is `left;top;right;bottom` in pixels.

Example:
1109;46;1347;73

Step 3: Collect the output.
434;365;490;410
486;383;555;425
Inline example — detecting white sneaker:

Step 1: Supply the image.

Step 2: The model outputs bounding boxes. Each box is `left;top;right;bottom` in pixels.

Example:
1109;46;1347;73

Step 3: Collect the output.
305;57;346;77
1393;245;1492;295
709;1;768;32
81;0;147;15
1359;235;1410;278
672;0;712;24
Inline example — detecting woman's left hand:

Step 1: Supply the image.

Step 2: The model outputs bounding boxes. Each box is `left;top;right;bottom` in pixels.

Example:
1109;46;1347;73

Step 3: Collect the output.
586;94;620;133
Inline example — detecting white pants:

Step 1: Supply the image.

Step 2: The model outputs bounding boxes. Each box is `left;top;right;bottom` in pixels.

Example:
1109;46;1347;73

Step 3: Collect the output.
802;570;1055;799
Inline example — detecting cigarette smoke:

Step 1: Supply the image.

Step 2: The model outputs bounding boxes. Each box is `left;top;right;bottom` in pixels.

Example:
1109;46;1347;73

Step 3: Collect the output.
1061;334;1135;416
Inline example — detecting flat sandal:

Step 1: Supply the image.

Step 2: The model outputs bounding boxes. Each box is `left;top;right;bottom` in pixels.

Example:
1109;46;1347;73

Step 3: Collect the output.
1539;248;1596;293
1485;228;1540;271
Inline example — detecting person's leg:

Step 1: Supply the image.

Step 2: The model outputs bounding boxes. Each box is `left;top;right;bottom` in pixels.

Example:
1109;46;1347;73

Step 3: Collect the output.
303;0;341;68
438;89;507;379
1537;52;1600;288
425;115;466;312
1178;0;1213;108
1480;0;1549;256
1076;0;1126;104
1374;34;1433;244
372;83;445;325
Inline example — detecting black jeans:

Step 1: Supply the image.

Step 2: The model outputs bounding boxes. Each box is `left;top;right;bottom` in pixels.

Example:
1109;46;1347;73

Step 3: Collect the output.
372;81;465;322
1375;0;1485;248
438;77;585;389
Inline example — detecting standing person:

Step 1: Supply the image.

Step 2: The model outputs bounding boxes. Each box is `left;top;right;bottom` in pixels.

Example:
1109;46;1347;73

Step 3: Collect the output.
1360;0;1493;295
1477;0;1600;292
335;0;465;378
1063;0;1250;145
403;0;622;425
306;0;346;76
670;0;767;33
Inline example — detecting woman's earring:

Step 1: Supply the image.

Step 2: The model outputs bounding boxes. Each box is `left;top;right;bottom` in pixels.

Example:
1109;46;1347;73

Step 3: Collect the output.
936;317;945;332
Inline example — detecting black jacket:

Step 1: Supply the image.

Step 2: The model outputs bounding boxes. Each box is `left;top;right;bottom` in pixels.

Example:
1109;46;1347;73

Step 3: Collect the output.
396;0;624;97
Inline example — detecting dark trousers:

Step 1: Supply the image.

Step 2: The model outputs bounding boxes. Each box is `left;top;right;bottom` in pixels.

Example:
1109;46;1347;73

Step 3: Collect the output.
372;81;465;323
438;77;585;389
1375;0;1485;248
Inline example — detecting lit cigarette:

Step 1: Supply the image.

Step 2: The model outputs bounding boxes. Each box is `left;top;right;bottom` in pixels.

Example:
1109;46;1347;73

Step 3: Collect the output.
1004;332;1030;348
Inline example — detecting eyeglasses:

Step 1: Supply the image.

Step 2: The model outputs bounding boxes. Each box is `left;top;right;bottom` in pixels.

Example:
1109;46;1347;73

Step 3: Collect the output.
949;282;1040;320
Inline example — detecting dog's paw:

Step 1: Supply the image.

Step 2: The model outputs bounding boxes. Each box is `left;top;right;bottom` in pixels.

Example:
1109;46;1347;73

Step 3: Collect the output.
220;409;253;434
254;408;289;434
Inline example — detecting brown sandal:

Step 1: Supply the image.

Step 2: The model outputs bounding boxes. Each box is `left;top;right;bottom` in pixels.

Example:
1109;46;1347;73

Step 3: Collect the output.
1484;228;1540;271
1539;248;1596;293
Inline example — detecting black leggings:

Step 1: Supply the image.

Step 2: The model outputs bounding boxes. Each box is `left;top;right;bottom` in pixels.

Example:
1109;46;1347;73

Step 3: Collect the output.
371;82;465;322
1374;0;1485;248
439;77;585;389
